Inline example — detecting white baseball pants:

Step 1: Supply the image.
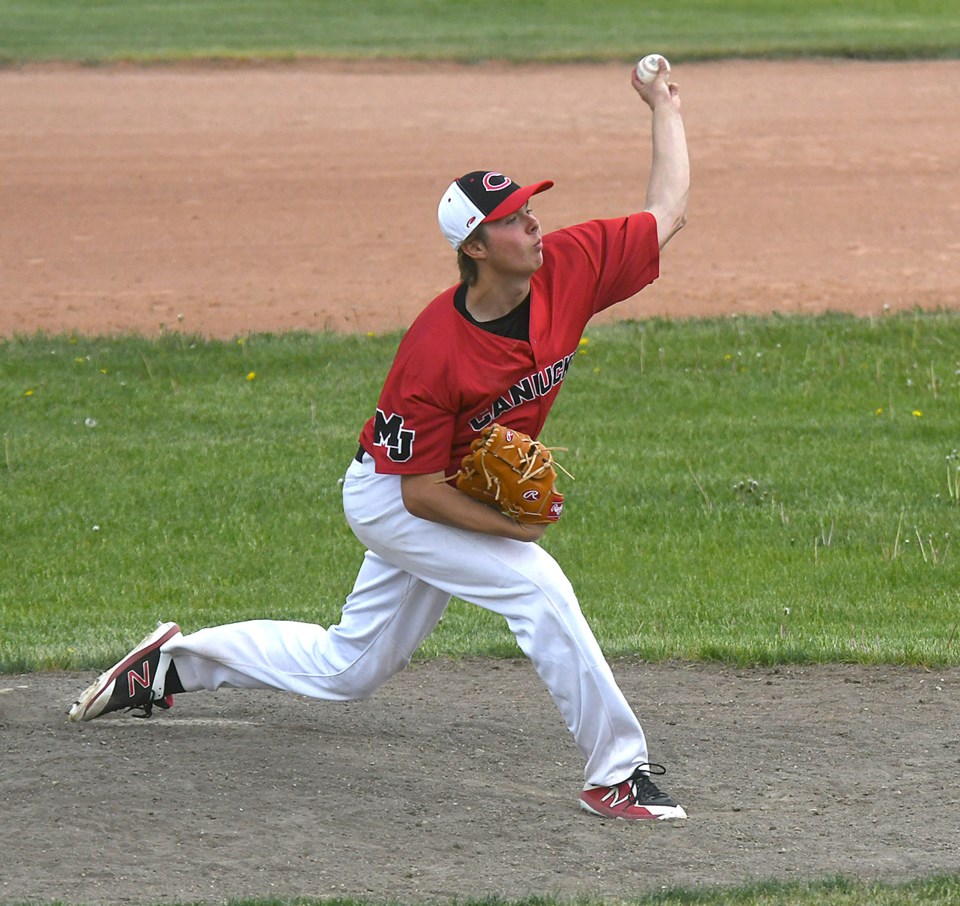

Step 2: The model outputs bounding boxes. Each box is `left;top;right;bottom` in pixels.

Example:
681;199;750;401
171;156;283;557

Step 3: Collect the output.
164;453;649;786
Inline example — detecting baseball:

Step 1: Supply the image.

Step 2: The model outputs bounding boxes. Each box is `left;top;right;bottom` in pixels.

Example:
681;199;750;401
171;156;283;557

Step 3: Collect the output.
635;53;670;85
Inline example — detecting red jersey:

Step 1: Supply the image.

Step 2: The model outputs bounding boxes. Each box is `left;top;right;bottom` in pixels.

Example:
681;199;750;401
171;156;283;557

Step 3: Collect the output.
358;212;660;476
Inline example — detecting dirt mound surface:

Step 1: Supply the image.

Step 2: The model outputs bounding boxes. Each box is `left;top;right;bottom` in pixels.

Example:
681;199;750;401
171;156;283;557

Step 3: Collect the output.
3;662;958;904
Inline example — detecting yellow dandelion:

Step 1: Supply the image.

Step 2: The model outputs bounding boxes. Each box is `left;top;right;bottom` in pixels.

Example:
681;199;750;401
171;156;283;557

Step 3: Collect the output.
579;337;589;347
99;368;108;375
912;410;923;418
24;389;34;397
366;331;376;338
74;357;85;364
875;407;883;416
246;371;256;381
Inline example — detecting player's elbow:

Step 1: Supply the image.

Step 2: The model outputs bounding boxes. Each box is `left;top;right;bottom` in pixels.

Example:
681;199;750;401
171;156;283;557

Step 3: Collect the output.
400;481;428;520
676;208;688;234
651;199;688;249
671;206;688;233
400;472;445;521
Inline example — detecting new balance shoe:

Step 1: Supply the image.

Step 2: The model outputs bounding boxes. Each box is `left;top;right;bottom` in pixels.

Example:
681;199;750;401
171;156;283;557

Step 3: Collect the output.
579;763;687;820
68;621;182;721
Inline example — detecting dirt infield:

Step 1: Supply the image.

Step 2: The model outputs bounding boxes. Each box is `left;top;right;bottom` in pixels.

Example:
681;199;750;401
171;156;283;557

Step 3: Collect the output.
2;60;959;338
2;60;960;904
3;664;959;903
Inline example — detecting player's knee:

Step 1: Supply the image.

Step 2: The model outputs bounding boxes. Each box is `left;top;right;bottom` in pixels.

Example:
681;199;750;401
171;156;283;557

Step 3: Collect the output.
326;654;410;701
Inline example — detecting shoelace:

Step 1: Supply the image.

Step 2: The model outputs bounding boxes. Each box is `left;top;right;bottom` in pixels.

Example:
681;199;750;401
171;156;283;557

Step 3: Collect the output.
128;693;174;719
628;762;669;804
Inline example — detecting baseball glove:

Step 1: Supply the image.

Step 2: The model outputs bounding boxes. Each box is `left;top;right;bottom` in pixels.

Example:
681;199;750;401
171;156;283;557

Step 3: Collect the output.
454;424;566;524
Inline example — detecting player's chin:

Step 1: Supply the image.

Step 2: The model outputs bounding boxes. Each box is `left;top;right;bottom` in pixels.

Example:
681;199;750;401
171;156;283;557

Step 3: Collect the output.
511;248;542;277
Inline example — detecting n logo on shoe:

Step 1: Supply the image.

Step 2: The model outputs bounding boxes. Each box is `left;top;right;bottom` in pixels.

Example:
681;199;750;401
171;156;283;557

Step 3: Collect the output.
127;660;151;697
601;786;632;809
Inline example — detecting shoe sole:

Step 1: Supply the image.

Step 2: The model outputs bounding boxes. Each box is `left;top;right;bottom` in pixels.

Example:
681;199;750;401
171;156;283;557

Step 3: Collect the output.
68;622;181;722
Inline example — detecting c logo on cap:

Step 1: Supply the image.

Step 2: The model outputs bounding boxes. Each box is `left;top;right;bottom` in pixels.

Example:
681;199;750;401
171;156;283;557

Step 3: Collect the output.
482;172;511;192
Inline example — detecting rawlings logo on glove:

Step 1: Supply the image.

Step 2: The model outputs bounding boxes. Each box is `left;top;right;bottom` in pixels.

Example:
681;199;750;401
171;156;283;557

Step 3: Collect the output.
454;424;569;525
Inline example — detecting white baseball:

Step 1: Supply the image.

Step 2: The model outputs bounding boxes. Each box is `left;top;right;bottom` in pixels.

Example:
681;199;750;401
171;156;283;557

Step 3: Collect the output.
636;53;670;85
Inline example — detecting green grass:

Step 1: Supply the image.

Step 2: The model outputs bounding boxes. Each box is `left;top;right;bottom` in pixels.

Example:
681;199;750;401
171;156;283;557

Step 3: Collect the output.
1;0;958;65
3;310;959;673
622;873;960;905
10;875;959;906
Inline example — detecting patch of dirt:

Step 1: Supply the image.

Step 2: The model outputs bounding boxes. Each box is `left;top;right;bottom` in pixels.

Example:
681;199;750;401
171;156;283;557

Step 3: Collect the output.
2;60;958;339
2;663;958;904
2;60;960;904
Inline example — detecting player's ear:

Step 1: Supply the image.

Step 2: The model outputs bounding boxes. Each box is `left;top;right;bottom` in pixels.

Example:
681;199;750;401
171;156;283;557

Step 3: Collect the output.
459;223;488;261
460;239;486;261
459;232;488;261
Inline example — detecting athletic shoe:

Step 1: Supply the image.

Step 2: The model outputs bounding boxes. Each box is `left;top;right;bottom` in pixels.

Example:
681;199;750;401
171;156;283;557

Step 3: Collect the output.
579;763;687;820
68;621;181;722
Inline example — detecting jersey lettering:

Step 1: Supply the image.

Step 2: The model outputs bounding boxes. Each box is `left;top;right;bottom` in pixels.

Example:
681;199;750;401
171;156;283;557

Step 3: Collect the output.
469;351;576;431
508;378;536;406
372;409;415;462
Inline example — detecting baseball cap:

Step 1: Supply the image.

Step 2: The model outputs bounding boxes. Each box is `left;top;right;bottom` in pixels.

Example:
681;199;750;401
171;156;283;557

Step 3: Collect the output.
437;170;554;249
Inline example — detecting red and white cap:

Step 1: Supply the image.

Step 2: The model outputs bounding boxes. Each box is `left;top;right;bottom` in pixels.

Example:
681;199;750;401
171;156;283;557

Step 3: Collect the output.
437;170;554;249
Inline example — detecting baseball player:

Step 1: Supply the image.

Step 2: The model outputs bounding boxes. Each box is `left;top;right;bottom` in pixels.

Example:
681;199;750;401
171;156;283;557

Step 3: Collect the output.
69;62;690;820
